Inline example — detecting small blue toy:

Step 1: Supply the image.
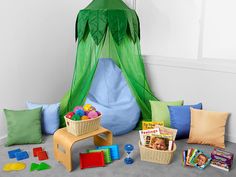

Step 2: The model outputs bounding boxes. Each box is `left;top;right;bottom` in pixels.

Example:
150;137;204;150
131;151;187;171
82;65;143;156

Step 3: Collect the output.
15;151;29;161
75;109;85;116
8;149;21;159
97;144;120;160
124;144;134;164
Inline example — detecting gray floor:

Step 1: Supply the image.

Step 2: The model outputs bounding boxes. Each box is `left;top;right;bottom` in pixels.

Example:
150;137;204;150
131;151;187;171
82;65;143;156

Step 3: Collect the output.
0;130;235;177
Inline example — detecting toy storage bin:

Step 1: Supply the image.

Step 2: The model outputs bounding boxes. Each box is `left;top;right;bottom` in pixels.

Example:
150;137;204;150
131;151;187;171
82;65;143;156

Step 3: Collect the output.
139;141;177;165
64;115;101;136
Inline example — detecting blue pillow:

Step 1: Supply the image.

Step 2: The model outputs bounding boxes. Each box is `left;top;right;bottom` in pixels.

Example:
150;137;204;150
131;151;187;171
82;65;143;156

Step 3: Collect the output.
27;102;60;134
168;103;202;139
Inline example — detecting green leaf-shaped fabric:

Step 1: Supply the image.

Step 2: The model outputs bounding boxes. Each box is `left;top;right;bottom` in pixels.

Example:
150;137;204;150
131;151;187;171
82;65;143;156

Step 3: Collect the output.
76;10;89;43
88;10;107;45
108;10;127;44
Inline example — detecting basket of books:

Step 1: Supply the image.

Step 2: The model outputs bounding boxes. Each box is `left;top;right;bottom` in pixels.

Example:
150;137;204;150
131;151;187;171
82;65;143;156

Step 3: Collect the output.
139;125;177;164
64;104;102;136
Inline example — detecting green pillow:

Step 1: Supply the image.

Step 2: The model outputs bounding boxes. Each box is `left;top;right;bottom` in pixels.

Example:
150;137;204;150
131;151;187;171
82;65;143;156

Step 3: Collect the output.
150;100;184;127
4;108;42;146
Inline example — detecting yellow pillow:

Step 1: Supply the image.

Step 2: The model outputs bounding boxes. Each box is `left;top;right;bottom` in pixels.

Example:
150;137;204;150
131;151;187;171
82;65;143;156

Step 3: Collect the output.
188;108;229;148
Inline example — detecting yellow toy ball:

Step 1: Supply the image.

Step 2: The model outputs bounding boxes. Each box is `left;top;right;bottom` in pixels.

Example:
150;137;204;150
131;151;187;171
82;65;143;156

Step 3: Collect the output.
81;115;89;120
83;104;92;111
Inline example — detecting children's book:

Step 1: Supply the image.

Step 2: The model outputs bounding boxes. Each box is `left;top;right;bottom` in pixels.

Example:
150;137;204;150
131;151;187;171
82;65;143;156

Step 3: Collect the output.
210;148;234;171
139;128;160;145
186;148;194;167
142;121;164;130
190;151;211;170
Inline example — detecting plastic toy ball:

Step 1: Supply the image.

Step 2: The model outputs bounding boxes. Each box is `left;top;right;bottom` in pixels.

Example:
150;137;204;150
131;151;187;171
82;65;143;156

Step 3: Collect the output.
124;144;134;164
83;104;92;111
65;112;74;119
75;109;85;116
81;116;89;120
87;111;98;119
73;106;83;113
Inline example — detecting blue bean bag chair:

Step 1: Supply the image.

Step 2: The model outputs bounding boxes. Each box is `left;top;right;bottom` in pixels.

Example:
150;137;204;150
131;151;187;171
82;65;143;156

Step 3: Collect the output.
85;58;140;136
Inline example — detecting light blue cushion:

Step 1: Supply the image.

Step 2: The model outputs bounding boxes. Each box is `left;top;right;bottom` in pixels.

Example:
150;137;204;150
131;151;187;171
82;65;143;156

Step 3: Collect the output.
27;102;60;134
85;59;140;136
168;103;202;139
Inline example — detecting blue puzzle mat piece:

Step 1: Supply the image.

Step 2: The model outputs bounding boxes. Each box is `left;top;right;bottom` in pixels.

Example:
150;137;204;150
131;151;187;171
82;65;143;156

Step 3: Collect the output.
15;151;29;161
97;144;120;160
8;149;21;159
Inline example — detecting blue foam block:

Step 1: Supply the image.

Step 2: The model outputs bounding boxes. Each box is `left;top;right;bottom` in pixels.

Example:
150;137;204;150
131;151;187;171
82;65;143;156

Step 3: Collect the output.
8;149;21;159
15;151;29;161
97;144;120;160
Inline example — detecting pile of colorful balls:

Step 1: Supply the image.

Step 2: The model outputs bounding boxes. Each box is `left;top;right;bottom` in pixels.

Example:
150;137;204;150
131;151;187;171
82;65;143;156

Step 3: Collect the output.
65;104;101;121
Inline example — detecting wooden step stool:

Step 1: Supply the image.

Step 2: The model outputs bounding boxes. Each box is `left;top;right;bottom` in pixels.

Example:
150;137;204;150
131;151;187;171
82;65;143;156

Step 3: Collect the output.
53;127;112;171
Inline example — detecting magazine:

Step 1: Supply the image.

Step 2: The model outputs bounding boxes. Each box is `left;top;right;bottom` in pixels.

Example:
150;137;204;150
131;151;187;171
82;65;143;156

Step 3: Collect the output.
155;125;177;141
147;135;171;151
139;128;160;145
142;121;164;130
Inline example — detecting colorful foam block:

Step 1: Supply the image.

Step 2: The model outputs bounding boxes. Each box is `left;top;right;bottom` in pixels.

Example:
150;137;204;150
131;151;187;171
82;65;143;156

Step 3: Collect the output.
80;152;105;169
8;149;21;159
30;162;51;171
97;144;120;160
3;162;26;171
87;149;112;164
15;151;29;161
33;147;43;157
30;163;39;172
37;151;48;161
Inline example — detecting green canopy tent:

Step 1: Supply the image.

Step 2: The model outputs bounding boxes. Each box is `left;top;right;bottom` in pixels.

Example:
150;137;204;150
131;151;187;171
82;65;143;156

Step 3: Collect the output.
60;0;159;129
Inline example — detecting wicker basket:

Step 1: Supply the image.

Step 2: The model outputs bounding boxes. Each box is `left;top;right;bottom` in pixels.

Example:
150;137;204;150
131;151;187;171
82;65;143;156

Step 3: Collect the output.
64;115;101;136
139;141;177;164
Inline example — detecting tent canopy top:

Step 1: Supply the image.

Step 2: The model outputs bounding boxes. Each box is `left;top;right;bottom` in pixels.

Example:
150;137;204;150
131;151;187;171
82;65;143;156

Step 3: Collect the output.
76;0;140;45
86;0;130;10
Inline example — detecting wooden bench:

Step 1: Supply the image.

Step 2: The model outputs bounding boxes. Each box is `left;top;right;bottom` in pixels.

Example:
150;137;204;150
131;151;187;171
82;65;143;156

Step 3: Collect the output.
53;127;112;171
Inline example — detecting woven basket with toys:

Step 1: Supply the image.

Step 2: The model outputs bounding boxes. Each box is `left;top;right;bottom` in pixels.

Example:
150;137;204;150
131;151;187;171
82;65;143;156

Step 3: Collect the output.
139;124;178;164
64;104;102;136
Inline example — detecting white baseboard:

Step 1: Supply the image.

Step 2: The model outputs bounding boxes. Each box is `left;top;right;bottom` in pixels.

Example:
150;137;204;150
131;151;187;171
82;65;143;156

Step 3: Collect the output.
0;135;6;145
226;135;236;144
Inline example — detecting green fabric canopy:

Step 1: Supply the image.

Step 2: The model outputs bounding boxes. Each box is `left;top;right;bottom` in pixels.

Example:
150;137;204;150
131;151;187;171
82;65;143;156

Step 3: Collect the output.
60;0;159;129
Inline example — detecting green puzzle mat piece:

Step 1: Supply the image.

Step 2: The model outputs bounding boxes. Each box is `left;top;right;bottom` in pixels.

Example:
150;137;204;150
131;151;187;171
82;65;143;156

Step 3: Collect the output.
38;162;51;171
30;162;51;171
87;148;112;164
30;163;39;172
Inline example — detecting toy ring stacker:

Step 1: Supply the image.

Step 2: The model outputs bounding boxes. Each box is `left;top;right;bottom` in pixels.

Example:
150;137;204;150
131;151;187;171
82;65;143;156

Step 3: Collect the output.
124;144;134;164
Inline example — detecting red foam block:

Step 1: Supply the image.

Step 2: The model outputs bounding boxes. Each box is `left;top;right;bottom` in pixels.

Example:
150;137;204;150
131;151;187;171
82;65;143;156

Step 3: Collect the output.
33;147;43;157
80;152;105;169
38;151;48;161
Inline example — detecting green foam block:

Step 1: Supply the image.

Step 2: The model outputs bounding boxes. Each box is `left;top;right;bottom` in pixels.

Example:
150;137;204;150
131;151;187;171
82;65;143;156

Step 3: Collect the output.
87;149;112;164
30;163;39;172
30;162;51;171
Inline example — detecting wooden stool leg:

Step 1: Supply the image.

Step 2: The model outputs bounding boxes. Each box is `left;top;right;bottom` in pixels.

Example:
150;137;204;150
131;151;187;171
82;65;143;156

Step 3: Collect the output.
94;130;113;146
53;132;73;171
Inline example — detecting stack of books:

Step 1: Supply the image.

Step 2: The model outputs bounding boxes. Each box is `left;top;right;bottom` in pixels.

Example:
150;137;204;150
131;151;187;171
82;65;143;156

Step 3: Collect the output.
210;148;234;172
182;148;211;170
